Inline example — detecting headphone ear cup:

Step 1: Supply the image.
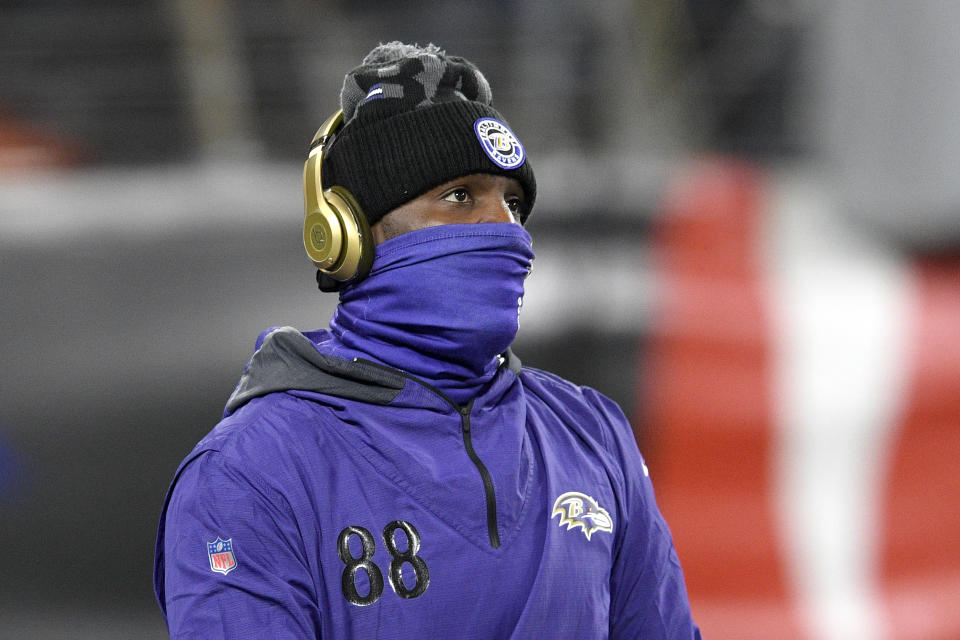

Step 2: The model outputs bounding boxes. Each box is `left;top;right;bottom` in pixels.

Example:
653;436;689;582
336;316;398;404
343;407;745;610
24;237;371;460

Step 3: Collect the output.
318;185;374;283
303;199;345;271
302;120;374;286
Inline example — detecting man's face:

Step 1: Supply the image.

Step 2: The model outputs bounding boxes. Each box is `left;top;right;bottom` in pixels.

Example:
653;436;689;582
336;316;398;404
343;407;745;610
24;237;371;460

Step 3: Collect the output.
370;173;526;245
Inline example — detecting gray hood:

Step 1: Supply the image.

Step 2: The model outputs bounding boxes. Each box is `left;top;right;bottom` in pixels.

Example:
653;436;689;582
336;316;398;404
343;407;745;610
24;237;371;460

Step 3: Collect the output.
224;327;406;415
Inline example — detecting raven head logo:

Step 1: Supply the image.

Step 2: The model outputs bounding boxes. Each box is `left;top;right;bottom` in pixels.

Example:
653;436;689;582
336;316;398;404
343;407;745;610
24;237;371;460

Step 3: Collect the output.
551;492;613;541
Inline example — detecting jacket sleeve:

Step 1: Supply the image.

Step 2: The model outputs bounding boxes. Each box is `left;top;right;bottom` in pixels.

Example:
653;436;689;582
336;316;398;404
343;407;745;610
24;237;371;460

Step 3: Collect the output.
156;450;321;639
584;390;703;640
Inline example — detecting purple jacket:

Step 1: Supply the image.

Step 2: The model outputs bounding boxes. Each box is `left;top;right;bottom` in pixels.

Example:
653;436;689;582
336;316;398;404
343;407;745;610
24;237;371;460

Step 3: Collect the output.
154;326;701;638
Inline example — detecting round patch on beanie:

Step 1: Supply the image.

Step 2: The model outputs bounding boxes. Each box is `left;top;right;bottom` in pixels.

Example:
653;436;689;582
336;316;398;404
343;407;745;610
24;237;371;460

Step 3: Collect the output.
474;118;525;169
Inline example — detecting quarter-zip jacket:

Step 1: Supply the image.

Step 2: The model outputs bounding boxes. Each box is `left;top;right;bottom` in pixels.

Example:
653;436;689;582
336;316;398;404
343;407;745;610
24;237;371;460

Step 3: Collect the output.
154;327;702;639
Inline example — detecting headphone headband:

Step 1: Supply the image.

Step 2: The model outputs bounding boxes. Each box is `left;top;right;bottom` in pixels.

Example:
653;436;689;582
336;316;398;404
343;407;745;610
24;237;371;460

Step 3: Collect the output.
311;109;343;151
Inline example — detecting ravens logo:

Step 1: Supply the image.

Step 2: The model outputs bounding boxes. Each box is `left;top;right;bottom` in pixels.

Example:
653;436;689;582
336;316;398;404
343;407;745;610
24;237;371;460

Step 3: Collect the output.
551;492;614;541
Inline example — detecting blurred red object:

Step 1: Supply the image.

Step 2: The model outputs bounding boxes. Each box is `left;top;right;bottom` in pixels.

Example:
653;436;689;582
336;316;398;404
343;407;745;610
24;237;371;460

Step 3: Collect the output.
639;156;960;639
881;257;960;639
639;157;804;639
0;110;83;169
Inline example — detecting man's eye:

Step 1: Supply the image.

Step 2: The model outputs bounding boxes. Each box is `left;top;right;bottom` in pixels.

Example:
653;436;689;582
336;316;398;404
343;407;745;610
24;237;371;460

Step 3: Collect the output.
443;188;470;203
506;198;523;214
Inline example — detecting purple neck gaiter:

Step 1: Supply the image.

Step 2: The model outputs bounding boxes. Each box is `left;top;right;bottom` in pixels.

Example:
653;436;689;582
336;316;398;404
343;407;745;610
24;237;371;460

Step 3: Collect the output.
328;223;534;405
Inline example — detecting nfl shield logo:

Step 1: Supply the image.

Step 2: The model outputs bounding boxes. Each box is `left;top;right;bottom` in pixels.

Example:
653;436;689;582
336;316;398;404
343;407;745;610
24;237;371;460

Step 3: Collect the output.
207;537;237;575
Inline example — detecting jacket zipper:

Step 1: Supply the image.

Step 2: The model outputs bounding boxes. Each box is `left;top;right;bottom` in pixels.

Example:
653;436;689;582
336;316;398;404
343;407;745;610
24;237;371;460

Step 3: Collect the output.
354;359;501;549
458;400;501;548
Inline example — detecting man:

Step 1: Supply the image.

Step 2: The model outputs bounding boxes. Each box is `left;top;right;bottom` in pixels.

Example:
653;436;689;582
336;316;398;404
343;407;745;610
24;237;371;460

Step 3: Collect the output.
154;42;702;639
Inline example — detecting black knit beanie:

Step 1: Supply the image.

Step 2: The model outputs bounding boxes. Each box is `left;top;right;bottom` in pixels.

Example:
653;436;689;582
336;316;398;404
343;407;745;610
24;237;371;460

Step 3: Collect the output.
322;42;536;226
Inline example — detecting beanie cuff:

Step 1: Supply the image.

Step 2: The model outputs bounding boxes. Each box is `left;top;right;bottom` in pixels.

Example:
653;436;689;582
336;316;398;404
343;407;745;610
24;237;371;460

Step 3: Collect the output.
323;100;536;226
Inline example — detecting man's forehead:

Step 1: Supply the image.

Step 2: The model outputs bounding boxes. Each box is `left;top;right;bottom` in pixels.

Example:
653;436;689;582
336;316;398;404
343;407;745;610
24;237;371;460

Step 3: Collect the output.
436;173;526;192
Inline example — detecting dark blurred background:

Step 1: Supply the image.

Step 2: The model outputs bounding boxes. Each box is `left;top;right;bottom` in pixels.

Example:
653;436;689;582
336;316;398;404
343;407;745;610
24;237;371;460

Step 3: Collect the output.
2;1;959;638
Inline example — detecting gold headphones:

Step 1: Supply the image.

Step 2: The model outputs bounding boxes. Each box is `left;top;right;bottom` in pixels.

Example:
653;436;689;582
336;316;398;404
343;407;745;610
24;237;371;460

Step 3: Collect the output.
302;109;373;287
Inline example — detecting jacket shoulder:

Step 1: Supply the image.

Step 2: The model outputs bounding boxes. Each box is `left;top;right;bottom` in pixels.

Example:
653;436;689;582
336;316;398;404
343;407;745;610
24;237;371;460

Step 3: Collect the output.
196;391;335;463
518;366;633;456
154;391;323;616
165;391;342;510
161;391;334;523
